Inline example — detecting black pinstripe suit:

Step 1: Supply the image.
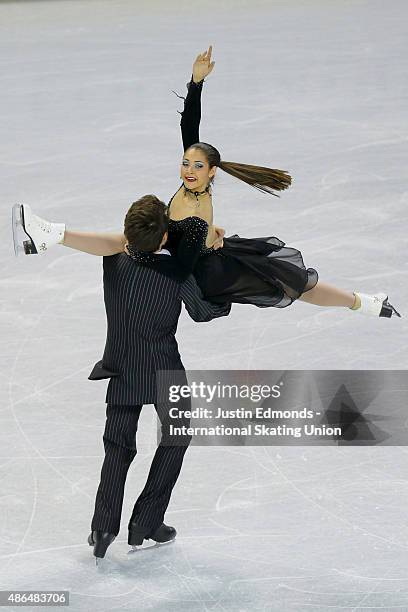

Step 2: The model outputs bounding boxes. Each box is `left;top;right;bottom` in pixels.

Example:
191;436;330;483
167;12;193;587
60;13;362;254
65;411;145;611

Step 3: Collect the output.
89;217;231;535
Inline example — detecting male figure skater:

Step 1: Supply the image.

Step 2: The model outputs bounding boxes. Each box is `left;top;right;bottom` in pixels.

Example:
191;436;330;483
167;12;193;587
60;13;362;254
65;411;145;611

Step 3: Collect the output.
12;196;230;560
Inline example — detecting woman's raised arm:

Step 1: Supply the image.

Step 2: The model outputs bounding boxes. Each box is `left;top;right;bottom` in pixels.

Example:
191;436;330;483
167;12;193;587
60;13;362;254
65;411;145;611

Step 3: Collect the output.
179;46;215;152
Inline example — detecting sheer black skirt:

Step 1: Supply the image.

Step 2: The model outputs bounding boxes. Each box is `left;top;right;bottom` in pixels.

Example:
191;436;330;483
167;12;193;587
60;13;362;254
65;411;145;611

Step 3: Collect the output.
194;234;319;308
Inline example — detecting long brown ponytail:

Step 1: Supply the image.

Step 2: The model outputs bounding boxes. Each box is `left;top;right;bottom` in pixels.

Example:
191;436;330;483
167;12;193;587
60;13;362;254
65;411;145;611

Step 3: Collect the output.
219;160;291;197
187;142;292;197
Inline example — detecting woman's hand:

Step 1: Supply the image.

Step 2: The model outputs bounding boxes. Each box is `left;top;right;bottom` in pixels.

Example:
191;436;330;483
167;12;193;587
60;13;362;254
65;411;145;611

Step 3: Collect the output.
192;45;215;84
214;225;225;240
212;225;225;250
213;237;224;250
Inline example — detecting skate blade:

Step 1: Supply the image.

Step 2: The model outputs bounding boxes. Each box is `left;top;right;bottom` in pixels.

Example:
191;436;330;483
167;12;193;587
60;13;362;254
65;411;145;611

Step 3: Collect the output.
128;538;175;555
384;301;402;318
12;204;38;256
380;298;402;318
152;538;175;547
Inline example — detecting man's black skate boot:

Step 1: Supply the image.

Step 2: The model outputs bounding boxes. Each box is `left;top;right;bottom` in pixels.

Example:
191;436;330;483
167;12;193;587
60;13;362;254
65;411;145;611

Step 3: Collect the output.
128;521;176;546
88;530;116;559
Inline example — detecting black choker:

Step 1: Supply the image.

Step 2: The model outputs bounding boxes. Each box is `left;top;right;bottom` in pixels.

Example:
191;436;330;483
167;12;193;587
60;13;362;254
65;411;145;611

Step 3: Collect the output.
183;183;211;204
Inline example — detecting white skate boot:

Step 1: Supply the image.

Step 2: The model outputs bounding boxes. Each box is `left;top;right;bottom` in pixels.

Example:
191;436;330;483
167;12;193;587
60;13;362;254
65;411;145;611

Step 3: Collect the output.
12;204;65;256
351;292;401;318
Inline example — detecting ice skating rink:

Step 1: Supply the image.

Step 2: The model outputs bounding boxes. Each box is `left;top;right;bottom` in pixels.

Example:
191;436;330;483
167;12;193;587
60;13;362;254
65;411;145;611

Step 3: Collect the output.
1;0;407;609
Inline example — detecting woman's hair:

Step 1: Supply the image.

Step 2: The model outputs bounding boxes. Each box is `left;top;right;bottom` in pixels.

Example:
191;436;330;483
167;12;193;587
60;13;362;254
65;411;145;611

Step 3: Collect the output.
124;194;169;252
186;142;292;197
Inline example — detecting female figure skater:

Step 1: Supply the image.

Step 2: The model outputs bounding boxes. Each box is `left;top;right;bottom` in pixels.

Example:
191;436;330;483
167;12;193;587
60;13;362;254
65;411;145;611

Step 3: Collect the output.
12;46;400;318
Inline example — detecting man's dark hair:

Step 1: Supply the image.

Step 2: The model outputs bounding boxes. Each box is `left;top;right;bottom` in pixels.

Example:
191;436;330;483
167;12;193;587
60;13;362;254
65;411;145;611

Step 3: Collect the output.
124;194;169;252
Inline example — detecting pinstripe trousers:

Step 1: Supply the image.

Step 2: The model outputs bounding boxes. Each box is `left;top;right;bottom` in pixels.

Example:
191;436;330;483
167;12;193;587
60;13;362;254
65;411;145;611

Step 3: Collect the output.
91;401;192;536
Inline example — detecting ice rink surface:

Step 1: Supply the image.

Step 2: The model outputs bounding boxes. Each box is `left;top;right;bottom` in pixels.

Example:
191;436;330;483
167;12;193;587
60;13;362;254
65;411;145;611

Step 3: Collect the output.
0;0;408;609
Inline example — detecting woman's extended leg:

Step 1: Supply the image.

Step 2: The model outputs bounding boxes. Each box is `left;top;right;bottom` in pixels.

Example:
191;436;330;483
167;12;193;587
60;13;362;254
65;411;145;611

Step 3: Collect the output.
12;203;125;256
63;230;126;256
298;281;401;317
298;281;356;308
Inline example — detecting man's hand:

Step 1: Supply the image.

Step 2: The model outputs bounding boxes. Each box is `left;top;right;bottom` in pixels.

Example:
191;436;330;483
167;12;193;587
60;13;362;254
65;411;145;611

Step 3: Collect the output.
193;45;215;84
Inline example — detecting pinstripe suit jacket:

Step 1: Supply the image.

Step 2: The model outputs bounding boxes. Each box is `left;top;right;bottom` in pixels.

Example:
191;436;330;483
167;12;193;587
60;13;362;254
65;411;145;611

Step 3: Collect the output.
88;217;231;405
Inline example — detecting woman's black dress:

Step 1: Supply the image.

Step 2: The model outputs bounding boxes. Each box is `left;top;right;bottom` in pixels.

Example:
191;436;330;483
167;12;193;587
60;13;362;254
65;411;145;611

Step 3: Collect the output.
166;77;318;308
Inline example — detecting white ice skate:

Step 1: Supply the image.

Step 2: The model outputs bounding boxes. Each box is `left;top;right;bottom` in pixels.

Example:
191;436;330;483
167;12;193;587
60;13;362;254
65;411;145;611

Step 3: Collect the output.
352;292;401;318
12;203;65;256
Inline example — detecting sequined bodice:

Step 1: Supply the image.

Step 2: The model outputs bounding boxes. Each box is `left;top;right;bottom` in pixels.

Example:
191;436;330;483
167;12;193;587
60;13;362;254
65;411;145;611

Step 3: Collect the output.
167;217;214;256
126;214;214;267
167;185;214;255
